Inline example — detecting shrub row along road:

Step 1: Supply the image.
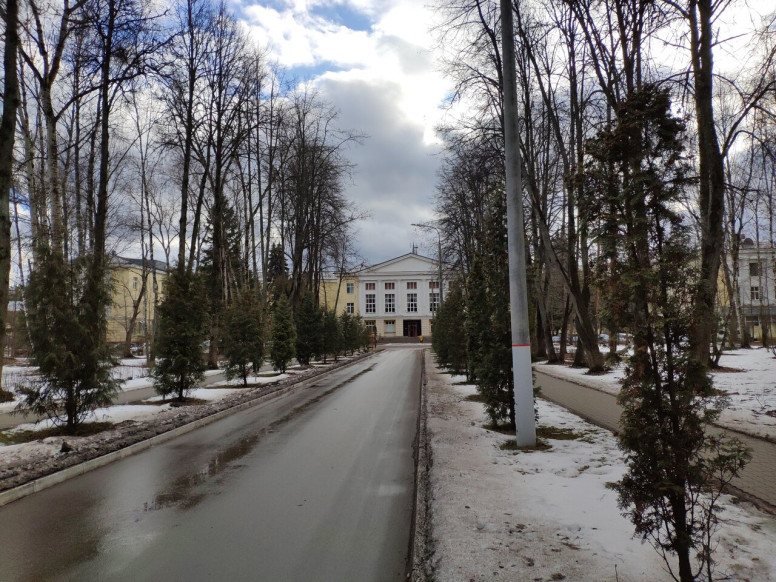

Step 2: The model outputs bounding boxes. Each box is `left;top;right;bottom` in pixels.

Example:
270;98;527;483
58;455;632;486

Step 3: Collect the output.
535;366;776;510
0;347;423;581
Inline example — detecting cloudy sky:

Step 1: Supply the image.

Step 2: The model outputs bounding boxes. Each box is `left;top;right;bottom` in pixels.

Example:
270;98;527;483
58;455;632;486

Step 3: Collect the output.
235;0;452;266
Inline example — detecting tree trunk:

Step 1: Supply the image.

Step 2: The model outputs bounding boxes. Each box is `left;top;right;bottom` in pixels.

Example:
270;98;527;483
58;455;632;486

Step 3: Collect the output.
688;0;726;373
0;0;21;390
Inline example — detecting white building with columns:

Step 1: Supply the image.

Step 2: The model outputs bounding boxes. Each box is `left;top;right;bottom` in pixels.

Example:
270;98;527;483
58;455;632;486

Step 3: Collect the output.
357;251;447;339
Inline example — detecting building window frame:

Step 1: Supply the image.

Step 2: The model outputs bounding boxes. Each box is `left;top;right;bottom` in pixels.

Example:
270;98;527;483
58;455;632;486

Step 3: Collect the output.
385;293;395;313
749;261;761;277
751;286;761;301
429;291;440;313
365;282;376;291
365;293;376;313
346;282;354;294
406;281;417;290
407;292;418;312
385;320;396;333
346;302;355;314
384;282;395;290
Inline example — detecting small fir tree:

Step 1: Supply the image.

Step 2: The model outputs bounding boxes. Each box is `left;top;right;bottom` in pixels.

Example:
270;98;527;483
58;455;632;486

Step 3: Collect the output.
270;295;296;372
20;251;118;432
295;293;323;365
432;281;467;374
153;269;208;400
222;289;264;386
584;86;750;581
466;193;515;429
321;308;342;363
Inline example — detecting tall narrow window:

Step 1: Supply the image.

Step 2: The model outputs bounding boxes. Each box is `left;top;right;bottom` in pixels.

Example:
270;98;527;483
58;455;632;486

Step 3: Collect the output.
132;276;138;290
407;293;417;312
385;293;395;313
749;262;761;277
429;292;439;313
751;286;761;301
346;282;354;294
366;294;376;313
346;302;354;314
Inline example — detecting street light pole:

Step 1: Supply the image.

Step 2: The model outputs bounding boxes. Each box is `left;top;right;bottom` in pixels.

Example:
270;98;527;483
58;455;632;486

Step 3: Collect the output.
500;0;536;447
411;222;444;304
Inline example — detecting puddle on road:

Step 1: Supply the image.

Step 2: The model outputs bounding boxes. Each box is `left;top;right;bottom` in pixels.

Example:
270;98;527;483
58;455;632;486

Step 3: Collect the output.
147;432;262;512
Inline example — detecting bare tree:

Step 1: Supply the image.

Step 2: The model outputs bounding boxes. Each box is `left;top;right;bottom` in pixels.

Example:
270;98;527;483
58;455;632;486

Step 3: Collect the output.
1;0;21;395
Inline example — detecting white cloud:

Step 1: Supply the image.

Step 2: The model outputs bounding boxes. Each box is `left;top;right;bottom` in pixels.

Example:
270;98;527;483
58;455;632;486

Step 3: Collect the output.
239;0;452;263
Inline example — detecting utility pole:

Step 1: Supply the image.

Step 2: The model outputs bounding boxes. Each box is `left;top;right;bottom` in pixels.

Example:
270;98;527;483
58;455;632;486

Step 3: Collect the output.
412;222;444;303
500;0;536;447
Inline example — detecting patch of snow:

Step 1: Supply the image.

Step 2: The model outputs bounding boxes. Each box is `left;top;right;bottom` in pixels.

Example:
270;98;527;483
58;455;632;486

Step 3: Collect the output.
208;374;290;388
427;353;776;581
534;348;776;440
143;388;241;403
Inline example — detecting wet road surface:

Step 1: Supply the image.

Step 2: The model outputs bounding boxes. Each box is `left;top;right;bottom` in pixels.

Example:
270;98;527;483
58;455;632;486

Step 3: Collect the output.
0;347;423;581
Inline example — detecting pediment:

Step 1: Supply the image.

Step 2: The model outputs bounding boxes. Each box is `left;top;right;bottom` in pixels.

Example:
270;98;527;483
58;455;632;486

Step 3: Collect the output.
362;253;439;276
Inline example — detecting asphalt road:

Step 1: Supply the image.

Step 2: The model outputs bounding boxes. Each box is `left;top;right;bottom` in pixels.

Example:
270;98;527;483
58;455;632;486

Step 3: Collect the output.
0;347;423;581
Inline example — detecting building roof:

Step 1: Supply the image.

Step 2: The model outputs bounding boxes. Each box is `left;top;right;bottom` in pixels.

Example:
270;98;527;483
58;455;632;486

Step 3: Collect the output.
359;252;445;277
112;256;169;272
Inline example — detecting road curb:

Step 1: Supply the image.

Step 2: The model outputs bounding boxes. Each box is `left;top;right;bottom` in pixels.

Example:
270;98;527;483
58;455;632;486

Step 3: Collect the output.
409;349;433;581
0;352;376;508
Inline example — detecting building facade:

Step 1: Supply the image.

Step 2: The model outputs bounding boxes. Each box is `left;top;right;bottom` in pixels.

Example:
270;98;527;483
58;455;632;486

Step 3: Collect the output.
107;257;168;346
321;275;359;317
356;252;446;339
735;241;776;341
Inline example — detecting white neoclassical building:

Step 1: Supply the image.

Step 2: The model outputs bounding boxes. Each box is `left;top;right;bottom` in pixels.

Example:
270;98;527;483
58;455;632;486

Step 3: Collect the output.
357;251;447;339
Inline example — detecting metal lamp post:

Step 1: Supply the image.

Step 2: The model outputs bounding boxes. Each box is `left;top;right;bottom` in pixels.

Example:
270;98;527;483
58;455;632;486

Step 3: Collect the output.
500;0;536;447
411;222;444;304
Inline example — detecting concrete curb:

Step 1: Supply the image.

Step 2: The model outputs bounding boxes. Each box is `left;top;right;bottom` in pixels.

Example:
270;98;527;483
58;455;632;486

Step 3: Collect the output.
409;349;433;581
0;353;375;508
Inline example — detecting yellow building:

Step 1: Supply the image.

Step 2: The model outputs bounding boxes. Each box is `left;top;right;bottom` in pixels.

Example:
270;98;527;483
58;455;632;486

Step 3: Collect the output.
320;274;359;317
107;257;168;348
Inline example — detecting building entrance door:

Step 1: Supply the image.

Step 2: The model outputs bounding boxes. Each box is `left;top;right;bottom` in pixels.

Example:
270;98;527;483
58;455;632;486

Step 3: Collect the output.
403;320;421;337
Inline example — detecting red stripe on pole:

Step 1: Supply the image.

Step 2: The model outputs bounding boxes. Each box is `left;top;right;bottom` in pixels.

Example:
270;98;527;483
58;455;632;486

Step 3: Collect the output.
511;344;531;347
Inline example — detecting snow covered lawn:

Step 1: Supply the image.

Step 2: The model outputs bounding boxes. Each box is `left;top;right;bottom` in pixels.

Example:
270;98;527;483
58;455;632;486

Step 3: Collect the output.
535;347;776;440
427;353;776;581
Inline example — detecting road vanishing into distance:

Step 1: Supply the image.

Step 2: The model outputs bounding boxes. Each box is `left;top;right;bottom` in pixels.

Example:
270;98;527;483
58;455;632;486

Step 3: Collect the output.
0;347;423;582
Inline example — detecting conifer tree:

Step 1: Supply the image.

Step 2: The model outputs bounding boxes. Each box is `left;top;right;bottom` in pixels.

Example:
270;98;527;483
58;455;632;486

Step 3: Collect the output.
295;293;323;365
153;269;208;400
585;86;749;581
20;252;118;431
321;308;342;363
433;281;467;374
466;193;515;429
339;312;355;355
222;289;264;386
270;295;296;373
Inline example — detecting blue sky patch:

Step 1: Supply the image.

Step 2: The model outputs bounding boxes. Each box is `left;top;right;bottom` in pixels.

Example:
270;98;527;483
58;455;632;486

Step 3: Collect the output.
310;3;373;33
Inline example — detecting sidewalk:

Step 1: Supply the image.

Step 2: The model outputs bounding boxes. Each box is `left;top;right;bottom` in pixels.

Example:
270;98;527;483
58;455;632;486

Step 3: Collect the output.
534;365;776;511
423;351;776;581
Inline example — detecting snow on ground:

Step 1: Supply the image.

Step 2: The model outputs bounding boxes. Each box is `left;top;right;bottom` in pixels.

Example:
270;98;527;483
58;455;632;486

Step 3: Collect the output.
143;387;242;402
536;347;776;440
207;373;290;387
10;404;171;434
428;356;776;581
